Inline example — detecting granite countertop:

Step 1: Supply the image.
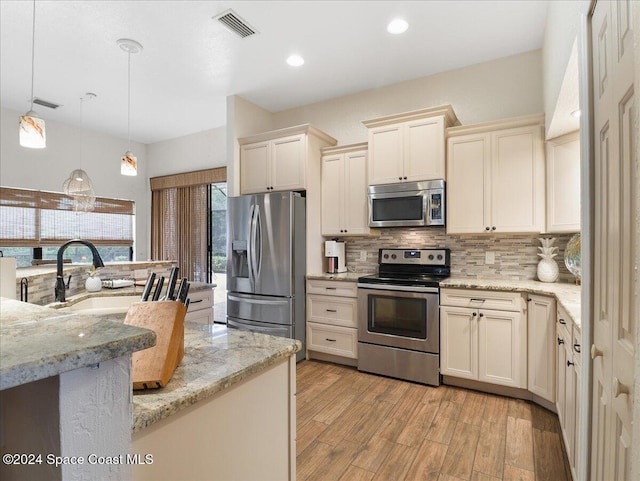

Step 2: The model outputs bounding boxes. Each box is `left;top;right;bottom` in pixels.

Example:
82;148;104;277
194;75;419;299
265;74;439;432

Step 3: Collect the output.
46;281;216;310
0;298;156;391
306;272;372;282
132;324;301;433
441;277;582;328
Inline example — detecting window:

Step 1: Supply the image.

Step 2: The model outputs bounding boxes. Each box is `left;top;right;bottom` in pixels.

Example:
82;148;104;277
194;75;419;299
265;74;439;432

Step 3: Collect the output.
0;187;135;266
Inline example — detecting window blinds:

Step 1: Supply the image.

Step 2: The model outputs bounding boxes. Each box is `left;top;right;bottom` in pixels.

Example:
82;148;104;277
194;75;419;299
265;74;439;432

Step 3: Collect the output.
0;187;135;247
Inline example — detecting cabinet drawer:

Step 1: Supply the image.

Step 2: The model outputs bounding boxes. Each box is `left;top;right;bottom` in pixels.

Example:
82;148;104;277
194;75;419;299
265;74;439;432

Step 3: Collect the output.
306;279;357;298
187;288;213;311
308;295;357;328
186;307;213;325
440;288;524;312
307;322;358;359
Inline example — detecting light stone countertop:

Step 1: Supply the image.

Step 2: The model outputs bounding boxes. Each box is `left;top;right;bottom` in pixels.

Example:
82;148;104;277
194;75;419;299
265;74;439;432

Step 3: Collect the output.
132;324;301;433
0;298;156;391
45;281;215;309
441;277;582;328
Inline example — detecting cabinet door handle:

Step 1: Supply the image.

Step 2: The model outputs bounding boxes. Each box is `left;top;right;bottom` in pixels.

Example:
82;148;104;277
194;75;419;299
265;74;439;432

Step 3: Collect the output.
190;299;204;304
591;345;603;359
478;313;484;317
527;297;532;302
472;312;477;317
557;337;564;345
491;226;496;231
398;176;403;180
325;338;337;342
573;344;581;353
325;287;337;290
567;360;575;367
470;298;485;302
559;318;566;325
613;377;630;397
485;226;490;231
325;309;337;313
403;176;407;180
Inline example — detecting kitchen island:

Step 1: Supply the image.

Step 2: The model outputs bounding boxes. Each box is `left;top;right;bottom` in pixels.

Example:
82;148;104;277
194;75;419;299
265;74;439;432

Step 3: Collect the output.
0;296;300;481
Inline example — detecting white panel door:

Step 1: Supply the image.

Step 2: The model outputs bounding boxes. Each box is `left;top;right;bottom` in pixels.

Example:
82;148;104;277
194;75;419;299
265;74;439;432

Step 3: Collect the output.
404;116;445;181
321;153;344;236
446;134;490;233
343;150;369;235
271;134;306;191
527;295;557;403
590;1;636;480
368;125;403;185
490;126;544;233
478;308;526;388
241;141;270;194
440;306;477;380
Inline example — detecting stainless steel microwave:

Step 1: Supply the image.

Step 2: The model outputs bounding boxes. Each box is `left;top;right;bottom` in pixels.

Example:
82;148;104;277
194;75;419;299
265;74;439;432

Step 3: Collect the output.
368;180;445;228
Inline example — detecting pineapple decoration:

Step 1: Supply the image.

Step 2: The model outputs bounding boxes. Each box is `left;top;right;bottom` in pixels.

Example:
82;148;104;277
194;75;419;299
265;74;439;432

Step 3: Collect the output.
537;238;559;283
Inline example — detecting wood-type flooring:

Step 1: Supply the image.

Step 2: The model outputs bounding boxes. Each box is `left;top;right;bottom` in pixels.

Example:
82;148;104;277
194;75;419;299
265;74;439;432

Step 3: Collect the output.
297;360;571;481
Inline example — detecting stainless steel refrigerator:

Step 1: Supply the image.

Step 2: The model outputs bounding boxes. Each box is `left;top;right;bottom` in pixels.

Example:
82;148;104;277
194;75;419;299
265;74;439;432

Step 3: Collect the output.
226;191;306;361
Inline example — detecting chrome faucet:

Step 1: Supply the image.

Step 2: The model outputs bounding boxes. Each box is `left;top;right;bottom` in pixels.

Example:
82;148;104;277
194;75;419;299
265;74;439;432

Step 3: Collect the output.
54;239;105;302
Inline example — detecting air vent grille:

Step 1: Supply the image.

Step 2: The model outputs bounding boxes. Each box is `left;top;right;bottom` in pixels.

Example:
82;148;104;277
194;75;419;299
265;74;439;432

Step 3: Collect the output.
32;97;62;109
213;9;257;38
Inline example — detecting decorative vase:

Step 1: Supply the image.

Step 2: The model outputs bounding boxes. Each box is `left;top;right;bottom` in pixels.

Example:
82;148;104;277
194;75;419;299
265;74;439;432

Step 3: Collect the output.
537;238;559;283
85;275;102;292
564;233;581;284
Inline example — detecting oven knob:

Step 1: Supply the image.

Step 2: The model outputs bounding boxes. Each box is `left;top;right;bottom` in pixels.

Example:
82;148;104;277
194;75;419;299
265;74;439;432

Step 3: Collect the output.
391;254;397;259
428;255;434;260
437;254;443;260
383;254;389;259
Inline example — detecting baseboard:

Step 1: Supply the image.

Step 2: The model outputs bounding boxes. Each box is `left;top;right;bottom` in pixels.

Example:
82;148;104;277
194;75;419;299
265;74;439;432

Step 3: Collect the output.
306;350;357;367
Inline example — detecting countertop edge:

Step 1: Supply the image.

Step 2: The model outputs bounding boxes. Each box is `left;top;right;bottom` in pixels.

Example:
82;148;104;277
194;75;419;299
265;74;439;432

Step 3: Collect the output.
131;340;301;433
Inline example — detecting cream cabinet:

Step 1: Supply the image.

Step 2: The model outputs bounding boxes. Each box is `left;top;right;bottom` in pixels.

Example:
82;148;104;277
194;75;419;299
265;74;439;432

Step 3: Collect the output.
545;131;581;233
440;288;527;389
556;304;582;481
321;143;370;236
185;287;214;325
363;105;458;185
306;279;357;363
239;125;337;195
527;294;556;403
447;115;546;234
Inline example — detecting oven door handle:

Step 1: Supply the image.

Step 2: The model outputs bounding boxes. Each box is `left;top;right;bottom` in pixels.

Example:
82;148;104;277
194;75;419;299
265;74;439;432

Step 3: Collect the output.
357;283;439;294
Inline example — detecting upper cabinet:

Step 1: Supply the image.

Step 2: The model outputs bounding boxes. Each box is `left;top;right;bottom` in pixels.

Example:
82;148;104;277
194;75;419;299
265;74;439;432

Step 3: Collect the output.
446;114;546;234
363;105;459;186
239;125;337;195
321;143;370;236
545;131;581;233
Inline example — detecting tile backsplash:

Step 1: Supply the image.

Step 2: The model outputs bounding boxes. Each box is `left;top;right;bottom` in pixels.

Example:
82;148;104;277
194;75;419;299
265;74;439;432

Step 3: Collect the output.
339;227;577;282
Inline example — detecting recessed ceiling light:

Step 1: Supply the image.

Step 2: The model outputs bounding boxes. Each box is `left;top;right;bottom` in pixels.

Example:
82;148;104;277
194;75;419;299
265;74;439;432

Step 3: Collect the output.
387;18;409;35
571;109;581;118
287;54;304;67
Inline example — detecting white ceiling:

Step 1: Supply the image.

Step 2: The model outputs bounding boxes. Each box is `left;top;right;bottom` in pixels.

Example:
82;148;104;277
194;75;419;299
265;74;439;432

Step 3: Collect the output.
0;1;549;145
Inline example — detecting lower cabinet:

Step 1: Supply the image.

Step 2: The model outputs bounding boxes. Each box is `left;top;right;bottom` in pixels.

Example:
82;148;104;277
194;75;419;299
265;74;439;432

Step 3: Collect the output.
556;304;582;481
185;288;213;324
440;288;527;389
306;279;358;363
527;294;557;403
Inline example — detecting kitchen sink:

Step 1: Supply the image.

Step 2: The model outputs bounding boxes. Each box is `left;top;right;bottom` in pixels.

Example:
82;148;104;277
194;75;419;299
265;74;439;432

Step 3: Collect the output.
58;295;139;315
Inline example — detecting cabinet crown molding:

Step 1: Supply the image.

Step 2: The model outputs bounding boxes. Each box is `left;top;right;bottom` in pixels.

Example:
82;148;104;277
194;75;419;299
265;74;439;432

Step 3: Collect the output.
447;113;545;137
321;142;368;155
238;123;337;146
362;104;459;129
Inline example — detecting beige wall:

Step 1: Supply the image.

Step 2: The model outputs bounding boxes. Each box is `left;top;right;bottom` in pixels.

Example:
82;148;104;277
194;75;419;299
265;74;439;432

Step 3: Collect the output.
272;49;543;145
147;126;227;178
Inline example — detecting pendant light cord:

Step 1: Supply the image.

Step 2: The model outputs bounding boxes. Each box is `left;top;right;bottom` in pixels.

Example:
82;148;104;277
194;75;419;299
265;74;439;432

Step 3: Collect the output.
29;0;36;111
127;50;131;151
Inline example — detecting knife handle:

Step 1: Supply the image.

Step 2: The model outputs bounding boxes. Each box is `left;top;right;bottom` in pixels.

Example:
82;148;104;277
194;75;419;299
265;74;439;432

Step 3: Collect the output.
152;276;165;301
166;266;179;300
140;272;156;301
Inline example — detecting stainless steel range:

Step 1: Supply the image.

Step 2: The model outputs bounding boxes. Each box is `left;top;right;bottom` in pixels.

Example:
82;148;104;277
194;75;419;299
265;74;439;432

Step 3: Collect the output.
357;248;450;386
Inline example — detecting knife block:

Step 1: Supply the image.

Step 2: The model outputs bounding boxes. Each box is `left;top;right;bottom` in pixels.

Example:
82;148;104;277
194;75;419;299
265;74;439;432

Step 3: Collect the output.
124;301;186;390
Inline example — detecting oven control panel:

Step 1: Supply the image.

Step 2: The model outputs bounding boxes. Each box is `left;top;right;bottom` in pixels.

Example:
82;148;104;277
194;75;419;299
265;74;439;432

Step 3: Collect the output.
378;248;450;266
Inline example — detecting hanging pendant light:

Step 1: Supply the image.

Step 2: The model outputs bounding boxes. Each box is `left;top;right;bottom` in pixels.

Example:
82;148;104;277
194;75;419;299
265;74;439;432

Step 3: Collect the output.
63;94;96;212
19;0;46;149
118;38;143;176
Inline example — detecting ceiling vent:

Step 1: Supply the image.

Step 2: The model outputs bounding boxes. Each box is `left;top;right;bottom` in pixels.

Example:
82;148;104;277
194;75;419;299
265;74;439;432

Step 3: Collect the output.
213;9;257;38
32;97;62;109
